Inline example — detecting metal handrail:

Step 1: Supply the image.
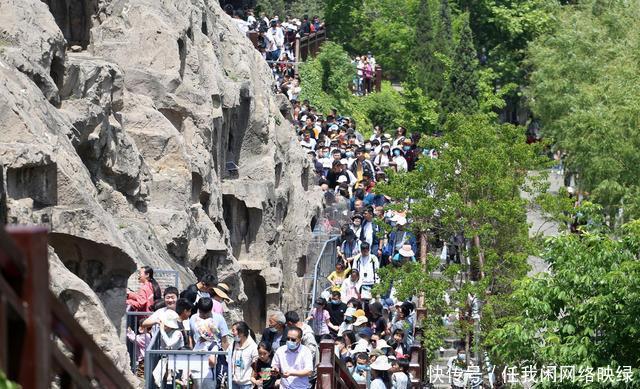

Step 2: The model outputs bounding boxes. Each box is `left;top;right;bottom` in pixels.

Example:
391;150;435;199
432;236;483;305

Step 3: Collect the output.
125;310;154;372
309;237;338;313
143;330;233;388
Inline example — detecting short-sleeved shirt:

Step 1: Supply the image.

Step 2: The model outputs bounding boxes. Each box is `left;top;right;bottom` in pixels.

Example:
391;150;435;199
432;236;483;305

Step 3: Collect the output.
211;299;224;314
189;312;229;350
272;344;313;388
310;309;330;336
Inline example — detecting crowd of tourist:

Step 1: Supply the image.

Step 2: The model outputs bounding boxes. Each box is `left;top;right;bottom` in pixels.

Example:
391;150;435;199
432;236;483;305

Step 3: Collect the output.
121;6;438;389
126;264;419;388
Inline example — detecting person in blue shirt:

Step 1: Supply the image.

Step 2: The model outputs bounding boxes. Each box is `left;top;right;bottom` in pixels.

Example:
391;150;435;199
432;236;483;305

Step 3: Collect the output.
382;216;417;267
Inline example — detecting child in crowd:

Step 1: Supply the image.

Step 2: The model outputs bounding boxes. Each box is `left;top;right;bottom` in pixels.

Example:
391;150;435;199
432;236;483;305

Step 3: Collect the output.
390;328;409;359
126;326;151;378
351;352;370;384
306;297;332;339
252;342;279;388
327;260;350;292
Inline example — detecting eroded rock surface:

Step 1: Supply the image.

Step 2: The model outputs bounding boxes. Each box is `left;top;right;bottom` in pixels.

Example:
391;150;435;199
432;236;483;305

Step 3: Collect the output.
0;0;322;380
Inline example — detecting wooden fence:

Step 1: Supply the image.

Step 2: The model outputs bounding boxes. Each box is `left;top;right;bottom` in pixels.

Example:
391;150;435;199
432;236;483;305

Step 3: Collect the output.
0;225;132;388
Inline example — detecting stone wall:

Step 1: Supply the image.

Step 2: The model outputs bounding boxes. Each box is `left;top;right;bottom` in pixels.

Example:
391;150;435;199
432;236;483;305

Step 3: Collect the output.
0;0;322;381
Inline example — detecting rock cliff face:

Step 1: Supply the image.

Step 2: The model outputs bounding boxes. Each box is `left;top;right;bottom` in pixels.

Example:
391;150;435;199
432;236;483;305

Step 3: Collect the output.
0;0;322;379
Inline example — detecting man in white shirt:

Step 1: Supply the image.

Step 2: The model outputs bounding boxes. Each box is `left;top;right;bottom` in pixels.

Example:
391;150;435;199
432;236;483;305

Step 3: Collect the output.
266;21;284;60
272;327;313;388
353;242;380;291
263;29;277;61
299;132;316;150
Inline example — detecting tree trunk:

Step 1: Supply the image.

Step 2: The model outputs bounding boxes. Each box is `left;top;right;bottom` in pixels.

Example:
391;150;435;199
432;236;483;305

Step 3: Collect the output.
419;230;429;307
473;235;485;280
465;328;471;367
420;230;428;267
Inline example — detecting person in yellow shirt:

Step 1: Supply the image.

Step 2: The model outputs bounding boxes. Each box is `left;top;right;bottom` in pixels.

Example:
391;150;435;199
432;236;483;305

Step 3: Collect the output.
327;260;351;292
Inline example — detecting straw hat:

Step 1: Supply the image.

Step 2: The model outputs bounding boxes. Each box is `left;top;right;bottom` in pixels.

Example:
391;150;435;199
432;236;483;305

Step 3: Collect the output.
212;283;233;303
370;355;392;371
162;309;180;329
398;244;415;257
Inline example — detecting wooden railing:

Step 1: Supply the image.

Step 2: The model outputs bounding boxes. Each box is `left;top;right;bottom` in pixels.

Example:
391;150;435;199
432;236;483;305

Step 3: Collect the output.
316;337;426;389
317;339;365;389
246;29;327;65
0;225;132;389
296;30;327;62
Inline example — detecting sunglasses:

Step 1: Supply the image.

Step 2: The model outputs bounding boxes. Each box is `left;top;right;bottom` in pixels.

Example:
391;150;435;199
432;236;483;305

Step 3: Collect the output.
286;337;299;342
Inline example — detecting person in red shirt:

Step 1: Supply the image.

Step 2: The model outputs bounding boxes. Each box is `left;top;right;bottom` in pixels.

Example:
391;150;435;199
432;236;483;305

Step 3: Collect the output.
126;266;161;312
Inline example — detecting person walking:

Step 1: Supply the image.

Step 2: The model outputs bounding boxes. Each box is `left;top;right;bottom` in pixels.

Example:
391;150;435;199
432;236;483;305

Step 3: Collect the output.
231;321;258;389
271;327;313;388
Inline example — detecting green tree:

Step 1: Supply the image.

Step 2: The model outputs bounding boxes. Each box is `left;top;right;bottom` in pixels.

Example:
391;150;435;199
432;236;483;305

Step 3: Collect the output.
486;211;640;387
298;42;354;113
413;0;440;98
454;0;557;91
324;0;366;53
325;0;420;79
420;0;453;100
397;84;439;134
435;0;453;54
527;0;640;224
0;370;18;389
255;0;286;18
375;112;546;354
440;15;479;116
286;0;327;21
351;82;405;132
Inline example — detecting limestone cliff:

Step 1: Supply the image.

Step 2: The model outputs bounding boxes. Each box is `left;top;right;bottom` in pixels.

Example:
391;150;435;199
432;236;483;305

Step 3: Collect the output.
0;0;322;378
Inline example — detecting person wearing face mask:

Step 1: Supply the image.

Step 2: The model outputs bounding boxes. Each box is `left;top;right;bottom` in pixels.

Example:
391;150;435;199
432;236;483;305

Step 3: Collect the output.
271;327;313;388
374;142;391;168
364;141;373;154
350;213;364;240
284;311;318;386
390;147;408;172
231;321;258;389
370;139;382;157
447;348;467;388
351;352;370;384
345;147;356;161
261;312;287;352
326;290;348;334
401;138;419;171
337;307;357;336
